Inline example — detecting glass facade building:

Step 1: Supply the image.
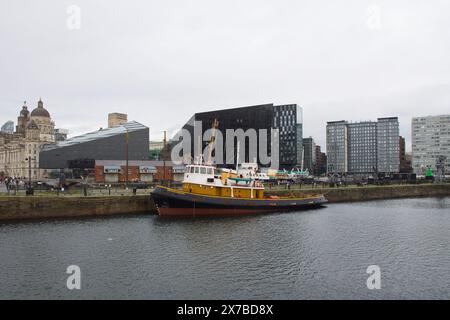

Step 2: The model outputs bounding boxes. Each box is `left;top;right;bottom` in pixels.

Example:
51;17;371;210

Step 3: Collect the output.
177;103;303;169
39;121;149;169
302;137;316;172
326;121;348;174
412;114;450;174
377;117;400;173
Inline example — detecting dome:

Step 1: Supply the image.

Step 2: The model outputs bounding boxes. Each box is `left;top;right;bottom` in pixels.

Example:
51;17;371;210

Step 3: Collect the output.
1;121;14;134
30;99;50;118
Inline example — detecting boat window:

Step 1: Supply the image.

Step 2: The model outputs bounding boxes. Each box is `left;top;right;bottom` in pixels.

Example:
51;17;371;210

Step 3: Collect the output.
194;167;200;174
190;167;195;173
207;168;213;175
200;167;207;174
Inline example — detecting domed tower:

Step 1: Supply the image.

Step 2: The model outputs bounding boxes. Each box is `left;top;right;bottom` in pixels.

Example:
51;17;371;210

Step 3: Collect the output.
16;101;30;135
30;98;55;142
26;120;40;140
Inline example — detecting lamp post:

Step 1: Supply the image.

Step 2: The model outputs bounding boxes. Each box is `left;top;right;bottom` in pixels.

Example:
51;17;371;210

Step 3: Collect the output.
125;128;129;190
25;156;35;196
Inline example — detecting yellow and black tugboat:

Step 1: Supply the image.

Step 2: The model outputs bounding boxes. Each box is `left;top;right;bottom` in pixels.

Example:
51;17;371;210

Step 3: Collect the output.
151;121;327;217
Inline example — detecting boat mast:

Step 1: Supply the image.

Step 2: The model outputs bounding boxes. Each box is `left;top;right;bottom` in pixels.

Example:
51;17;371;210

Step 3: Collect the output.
206;119;219;166
236;141;240;175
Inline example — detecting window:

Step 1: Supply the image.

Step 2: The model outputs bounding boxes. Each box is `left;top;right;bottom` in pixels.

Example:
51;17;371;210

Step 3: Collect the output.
200;167;207;174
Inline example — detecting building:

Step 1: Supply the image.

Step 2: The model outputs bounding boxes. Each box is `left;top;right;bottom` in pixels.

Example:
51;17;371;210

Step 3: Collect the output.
326;121;348;174
39;121;149;170
94;160;185;184
326;117;400;174
302;137;316;172
95;160;156;183
377;117;400;173
412;114;450;175
1;121;14;134
108;113;128;128
149;140;165;160
399;136;412;173
0;99;56;180
347;121;377;173
405;153;413;173
314;145;327;175
296;123;303;168
54;128;69;142
175;103;303;170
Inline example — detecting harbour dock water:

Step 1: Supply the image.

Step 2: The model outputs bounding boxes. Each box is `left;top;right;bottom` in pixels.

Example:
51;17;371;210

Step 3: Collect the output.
1;197;449;299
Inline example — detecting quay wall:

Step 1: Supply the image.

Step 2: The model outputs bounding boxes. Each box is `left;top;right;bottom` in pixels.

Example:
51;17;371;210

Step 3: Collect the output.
0;184;449;221
269;183;450;203
0;195;155;221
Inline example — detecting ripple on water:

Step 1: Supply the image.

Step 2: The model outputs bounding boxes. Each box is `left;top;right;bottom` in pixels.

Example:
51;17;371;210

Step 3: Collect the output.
0;197;450;299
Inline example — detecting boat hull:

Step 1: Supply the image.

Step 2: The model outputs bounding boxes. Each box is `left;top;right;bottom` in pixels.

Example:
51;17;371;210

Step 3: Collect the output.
151;186;327;217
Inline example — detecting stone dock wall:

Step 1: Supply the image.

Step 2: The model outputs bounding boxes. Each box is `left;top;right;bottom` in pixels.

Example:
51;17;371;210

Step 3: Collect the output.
0;195;155;221
269;183;450;203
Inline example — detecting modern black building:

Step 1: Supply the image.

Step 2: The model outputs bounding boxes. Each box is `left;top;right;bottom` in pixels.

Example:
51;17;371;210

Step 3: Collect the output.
173;103;303;169
302;137;316;172
39;121;149;169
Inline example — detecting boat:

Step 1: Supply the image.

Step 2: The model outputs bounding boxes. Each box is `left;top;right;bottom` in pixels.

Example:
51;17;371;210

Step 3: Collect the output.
236;162;271;181
151;120;327;217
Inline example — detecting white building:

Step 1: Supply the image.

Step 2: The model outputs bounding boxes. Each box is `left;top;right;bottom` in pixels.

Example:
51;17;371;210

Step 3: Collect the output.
0;99;56;180
412;114;450;175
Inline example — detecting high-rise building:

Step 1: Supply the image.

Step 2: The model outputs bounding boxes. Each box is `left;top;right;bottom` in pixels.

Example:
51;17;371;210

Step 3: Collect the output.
302;137;316;172
377;117;400;173
412;114;450;175
314;145;327;175
326;117;400;174
296;124;303;168
326;121;348;174
108;113;128;128
347;121;377;173
176;103;303;169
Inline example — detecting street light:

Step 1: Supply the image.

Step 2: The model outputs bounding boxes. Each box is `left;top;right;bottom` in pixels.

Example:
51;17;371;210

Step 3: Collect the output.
125;128;129;190
25;156;36;196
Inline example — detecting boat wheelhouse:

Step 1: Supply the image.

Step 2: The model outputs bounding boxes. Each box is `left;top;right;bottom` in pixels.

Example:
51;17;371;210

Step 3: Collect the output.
182;157;265;199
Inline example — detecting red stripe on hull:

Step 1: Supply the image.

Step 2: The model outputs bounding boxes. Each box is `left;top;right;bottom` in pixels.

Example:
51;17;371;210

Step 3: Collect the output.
157;207;293;217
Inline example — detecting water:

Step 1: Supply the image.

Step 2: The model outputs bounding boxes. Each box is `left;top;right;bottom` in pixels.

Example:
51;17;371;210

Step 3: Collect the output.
1;197;449;299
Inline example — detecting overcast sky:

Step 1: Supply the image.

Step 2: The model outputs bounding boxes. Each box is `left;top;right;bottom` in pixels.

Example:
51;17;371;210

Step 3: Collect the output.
1;0;449;151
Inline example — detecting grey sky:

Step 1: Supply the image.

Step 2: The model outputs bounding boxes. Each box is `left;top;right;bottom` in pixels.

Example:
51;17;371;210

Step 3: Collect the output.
1;0;449;151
